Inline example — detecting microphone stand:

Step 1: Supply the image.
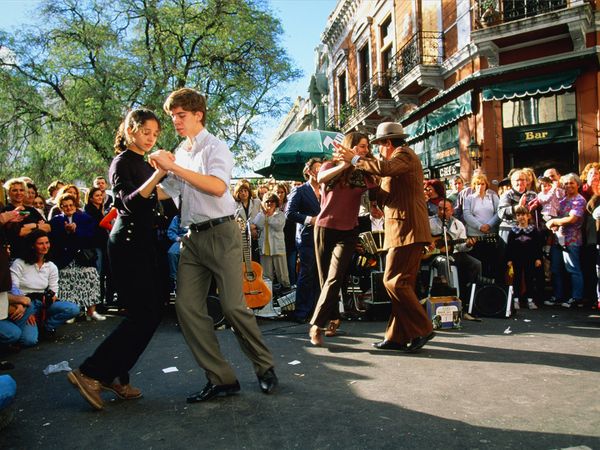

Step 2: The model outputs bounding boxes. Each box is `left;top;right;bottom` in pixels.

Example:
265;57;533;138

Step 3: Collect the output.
440;194;452;290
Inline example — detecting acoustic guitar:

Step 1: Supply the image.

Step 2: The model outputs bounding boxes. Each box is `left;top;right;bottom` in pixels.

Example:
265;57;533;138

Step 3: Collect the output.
422;233;498;261
238;219;271;308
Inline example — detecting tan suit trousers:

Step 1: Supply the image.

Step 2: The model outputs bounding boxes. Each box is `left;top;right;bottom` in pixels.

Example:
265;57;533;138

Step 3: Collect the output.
383;243;433;344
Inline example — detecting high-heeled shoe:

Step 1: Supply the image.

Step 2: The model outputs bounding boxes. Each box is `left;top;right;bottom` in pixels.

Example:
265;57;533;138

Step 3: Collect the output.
309;325;323;347
324;319;341;337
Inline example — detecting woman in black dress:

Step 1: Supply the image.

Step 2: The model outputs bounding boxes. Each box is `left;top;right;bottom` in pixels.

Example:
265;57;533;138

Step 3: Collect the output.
67;109;167;410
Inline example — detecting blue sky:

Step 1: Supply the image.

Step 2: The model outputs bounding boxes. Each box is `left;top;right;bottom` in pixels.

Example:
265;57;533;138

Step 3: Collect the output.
0;0;338;148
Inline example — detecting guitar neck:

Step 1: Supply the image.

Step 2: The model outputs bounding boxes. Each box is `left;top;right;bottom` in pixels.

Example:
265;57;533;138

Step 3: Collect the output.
238;220;253;272
434;234;496;248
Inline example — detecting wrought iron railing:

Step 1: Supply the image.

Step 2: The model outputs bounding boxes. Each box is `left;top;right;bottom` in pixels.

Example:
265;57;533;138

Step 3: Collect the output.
329;72;392;130
478;0;569;26
389;31;444;84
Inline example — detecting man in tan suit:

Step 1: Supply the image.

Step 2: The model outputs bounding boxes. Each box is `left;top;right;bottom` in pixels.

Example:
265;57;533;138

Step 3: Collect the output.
334;122;434;353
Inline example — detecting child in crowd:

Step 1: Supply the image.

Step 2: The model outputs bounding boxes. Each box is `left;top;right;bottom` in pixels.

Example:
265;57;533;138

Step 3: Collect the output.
537;176;564;222
506;206;544;310
253;192;290;291
536;176;565;278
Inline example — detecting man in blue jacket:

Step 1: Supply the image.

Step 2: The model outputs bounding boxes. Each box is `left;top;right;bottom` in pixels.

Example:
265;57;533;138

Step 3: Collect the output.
285;158;322;323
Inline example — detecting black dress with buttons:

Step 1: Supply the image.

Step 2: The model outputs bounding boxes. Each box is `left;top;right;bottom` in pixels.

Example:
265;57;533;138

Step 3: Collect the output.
80;149;163;385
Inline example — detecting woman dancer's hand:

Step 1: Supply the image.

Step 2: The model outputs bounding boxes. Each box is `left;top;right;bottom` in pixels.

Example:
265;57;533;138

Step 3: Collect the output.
332;141;355;164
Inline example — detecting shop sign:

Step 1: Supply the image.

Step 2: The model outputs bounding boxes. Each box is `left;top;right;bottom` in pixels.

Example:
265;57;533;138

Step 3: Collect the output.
432;146;458;163
435;164;460;179
505;121;576;147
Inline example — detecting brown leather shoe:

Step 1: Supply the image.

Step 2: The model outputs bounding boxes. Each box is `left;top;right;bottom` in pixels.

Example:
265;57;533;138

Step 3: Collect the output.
101;382;142;400
67;369;104;410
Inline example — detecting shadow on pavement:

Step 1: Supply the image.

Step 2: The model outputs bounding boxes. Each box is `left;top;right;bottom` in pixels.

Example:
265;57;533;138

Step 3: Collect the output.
0;308;598;449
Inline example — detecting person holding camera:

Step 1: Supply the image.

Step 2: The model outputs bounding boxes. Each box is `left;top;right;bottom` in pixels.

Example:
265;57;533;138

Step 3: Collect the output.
9;230;79;339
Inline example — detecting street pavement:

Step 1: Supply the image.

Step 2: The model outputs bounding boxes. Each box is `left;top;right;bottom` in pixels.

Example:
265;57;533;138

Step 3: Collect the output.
0;305;599;449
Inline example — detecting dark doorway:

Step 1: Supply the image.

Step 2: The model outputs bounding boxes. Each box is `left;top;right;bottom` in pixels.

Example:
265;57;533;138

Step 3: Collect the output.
503;141;578;176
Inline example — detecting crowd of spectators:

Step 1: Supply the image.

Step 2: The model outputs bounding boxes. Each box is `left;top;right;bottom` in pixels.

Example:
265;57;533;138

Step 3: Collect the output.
2;161;599;356
424;164;600;311
0;176;117;352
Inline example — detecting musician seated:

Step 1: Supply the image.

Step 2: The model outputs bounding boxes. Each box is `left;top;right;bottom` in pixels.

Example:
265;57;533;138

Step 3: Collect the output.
424;200;482;302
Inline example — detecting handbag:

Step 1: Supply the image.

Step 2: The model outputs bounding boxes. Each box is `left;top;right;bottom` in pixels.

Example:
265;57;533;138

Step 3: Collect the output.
74;248;97;267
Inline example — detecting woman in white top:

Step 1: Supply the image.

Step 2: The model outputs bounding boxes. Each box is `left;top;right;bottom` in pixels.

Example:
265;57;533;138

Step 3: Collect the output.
462;174;500;280
10;230;79;335
233;180;262;262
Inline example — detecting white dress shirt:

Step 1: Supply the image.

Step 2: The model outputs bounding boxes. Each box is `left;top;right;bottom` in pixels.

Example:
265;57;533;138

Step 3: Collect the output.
161;129;236;227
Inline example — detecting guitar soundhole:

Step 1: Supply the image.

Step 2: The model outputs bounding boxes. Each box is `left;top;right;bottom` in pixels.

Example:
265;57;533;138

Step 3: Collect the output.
246;272;256;282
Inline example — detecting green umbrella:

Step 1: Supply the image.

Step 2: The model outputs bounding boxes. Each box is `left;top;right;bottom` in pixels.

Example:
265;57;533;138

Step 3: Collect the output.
254;130;344;181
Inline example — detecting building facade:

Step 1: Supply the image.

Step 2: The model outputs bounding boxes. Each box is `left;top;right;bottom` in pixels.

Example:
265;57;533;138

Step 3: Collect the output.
317;0;599;183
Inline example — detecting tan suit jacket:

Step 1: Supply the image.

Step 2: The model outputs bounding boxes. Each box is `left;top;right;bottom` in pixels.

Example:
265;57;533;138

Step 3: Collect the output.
357;146;432;249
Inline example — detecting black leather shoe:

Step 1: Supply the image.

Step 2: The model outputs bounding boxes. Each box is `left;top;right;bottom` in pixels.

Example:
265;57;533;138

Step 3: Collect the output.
372;340;408;351
405;332;436;353
257;368;278;394
186;380;240;403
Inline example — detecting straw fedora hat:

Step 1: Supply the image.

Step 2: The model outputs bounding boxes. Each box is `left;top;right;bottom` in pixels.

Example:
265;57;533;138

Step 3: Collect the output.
371;122;409;144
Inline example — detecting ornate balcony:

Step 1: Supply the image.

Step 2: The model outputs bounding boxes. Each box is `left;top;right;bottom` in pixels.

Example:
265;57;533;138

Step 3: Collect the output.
388;31;444;98
473;0;594;67
478;0;569;27
327;72;397;133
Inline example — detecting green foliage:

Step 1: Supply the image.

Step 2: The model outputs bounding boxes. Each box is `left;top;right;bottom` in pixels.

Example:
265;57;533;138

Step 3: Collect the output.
0;0;300;187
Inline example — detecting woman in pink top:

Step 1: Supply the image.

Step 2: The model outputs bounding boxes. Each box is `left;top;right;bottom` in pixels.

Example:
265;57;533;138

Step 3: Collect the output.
309;132;379;346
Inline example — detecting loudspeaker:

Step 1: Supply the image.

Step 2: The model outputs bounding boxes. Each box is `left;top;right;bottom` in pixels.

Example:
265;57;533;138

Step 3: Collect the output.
469;284;511;318
369;271;391;304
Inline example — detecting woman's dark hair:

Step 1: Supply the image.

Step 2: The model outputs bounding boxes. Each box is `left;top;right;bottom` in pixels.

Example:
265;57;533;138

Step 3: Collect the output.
334;132;371;188
425;179;446;199
26;182;38;196
23;230;50;265
262;192;280;208
275;182;289;204
114;108;161;154
86;187;103;206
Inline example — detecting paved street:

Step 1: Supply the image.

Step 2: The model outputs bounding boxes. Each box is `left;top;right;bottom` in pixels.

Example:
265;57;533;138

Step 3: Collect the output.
1;306;599;449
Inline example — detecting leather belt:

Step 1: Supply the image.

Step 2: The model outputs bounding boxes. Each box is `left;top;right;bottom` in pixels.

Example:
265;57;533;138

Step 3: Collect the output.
189;215;235;232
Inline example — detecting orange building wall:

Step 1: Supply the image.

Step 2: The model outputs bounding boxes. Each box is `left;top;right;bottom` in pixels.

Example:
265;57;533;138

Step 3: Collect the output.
345;36;358;100
500;39;573;65
394;0;415;49
576;69;600;169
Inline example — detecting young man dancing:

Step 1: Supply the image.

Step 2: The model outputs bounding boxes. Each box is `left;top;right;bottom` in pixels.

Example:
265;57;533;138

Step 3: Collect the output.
149;88;277;402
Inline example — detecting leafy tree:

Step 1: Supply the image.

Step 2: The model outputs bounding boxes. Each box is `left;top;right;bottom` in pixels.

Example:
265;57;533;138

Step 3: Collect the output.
0;0;299;187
